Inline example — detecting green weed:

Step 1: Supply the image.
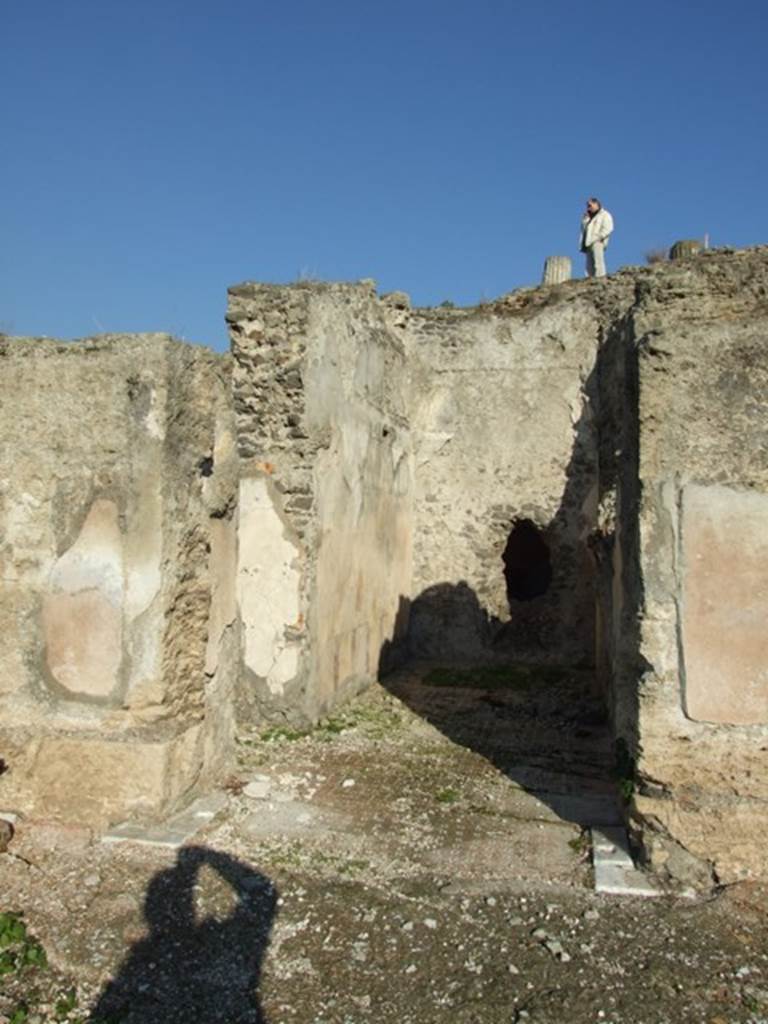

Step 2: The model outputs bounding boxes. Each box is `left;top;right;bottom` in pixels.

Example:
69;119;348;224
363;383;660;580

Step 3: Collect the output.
568;831;590;855
314;716;351;740
338;858;370;876
436;787;460;804
614;737;636;803
259;725;309;744
0;912;47;975
55;987;78;1019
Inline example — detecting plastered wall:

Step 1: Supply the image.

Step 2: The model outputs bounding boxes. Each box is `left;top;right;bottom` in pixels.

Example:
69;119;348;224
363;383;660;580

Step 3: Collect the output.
0;335;238;826
403;291;602;666
228;282;413;723
607;254;768;883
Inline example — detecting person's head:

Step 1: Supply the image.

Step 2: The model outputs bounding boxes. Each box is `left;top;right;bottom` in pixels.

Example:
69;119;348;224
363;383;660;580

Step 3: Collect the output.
586;197;601;216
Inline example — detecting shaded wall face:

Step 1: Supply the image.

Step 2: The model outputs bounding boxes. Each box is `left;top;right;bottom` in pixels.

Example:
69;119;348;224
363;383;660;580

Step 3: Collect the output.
404;296;601;665
612;255;768;883
306;294;413;709
0;336;238;826
228;283;414;724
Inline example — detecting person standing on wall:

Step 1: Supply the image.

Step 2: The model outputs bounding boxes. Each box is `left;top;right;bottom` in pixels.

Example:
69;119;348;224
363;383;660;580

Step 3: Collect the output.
580;197;614;278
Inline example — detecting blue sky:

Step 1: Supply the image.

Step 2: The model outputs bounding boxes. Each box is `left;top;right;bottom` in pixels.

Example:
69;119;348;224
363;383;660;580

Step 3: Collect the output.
3;0;766;350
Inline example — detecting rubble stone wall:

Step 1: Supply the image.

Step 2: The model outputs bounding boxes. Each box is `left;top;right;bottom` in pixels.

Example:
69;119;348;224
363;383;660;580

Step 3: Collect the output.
403;293;602;666
0;335;238;827
228;282;413;724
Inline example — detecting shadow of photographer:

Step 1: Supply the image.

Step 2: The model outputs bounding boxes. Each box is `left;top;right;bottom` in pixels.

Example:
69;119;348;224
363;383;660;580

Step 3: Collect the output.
89;845;277;1024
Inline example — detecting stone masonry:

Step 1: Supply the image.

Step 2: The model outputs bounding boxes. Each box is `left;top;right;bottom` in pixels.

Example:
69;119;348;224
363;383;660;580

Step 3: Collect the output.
227;281;413;724
0;335;238;827
1;248;767;884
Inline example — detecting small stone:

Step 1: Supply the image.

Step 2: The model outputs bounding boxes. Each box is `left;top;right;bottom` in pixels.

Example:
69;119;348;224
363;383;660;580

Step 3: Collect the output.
485;896;498;907
508;963;520;975
341;778;356;789
405;963;417;974
0;819;14;852
424;918;438;929
583;909;600;921
544;938;571;962
401;921;414;932
243;777;272;801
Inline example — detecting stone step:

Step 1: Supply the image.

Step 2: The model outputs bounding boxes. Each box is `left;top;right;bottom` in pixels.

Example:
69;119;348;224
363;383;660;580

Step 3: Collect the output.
591;826;661;897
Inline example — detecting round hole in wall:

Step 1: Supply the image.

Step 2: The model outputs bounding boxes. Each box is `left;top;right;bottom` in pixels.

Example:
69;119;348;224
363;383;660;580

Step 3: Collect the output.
502;519;552;603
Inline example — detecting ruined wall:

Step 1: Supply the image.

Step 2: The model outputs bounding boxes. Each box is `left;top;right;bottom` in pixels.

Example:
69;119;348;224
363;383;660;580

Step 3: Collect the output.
3;248;768;885
0;335;238;827
403;291;602;666
228;282;413;724
605;251;768;883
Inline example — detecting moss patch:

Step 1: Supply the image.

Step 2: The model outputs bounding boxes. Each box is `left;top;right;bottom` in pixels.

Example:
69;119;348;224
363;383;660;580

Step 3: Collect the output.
421;664;577;691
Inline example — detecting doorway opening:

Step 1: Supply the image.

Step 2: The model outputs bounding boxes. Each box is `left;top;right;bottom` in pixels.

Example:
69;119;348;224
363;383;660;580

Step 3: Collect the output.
502;519;552;604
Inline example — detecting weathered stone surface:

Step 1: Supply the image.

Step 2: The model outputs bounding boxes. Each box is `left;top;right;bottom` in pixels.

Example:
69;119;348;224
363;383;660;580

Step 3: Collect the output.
0;722;205;827
602;248;768;882
228;282;413;722
634;792;768;885
0;335;238;826
681;484;768;724
42;498;124;699
4;247;768;891
405;292;600;664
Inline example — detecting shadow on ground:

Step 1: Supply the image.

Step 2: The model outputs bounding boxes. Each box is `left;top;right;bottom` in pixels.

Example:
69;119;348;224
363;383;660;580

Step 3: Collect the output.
380;641;624;833
88;846;276;1024
377;313;644;836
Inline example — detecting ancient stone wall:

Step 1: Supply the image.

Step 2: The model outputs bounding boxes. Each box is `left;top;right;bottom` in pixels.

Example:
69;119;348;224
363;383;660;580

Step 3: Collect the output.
403;291;603;666
607;251;768;884
228;282;413;724
0;335;238;827
3;249;768;886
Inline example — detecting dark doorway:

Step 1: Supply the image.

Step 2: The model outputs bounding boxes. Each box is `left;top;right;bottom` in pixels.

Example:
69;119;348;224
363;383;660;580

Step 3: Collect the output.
502;519;552;603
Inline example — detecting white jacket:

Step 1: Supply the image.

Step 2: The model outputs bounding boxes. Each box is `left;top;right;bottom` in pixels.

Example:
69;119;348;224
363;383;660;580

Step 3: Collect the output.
580;208;614;250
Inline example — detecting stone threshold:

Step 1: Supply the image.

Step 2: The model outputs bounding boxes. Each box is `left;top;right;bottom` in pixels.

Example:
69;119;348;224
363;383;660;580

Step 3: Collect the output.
591;826;661;897
101;792;230;849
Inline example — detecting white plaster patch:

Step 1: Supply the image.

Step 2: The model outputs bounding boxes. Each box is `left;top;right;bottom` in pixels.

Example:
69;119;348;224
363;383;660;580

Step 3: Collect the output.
49;500;123;603
42;499;124;697
237;477;301;695
143;385;166;440
125;562;162;621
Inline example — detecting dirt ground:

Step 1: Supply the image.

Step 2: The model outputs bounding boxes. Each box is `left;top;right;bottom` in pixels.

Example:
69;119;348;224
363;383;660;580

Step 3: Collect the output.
1;664;767;1024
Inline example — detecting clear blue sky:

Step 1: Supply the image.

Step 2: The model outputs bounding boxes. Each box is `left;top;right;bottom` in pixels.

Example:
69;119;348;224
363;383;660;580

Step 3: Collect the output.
3;0;766;350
